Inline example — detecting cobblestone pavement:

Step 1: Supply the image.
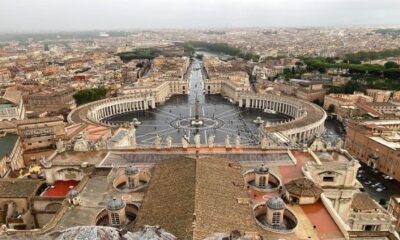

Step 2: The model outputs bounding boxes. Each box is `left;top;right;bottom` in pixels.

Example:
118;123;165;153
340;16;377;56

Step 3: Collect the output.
104;59;290;145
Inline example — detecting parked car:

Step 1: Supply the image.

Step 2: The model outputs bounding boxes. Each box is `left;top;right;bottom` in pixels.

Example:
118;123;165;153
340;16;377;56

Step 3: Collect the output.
372;182;382;188
383;175;394;180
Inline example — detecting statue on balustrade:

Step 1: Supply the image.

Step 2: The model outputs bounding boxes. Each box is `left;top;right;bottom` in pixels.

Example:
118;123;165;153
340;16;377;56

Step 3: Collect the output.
208;135;215;148
235;135;241;149
194;134;201;148
154;135;161;149
165;135;172;149
225;135;231;148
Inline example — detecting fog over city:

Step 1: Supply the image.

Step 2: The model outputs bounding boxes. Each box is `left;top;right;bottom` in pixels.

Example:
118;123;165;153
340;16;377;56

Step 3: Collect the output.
1;0;400;32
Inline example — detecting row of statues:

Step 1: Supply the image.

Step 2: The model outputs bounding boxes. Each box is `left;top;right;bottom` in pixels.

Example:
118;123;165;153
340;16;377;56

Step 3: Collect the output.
153;133;253;149
130;119;271;149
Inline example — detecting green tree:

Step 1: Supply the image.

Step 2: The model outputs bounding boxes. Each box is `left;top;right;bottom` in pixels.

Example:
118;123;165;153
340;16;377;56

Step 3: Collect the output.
295;61;304;69
73;87;107;105
384;61;399;69
117;48;161;61
313;99;322;106
195;54;204;60
325;57;336;64
251;54;260;62
343;81;364;94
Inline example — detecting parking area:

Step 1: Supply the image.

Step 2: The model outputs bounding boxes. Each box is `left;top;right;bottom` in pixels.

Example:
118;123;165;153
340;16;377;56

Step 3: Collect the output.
357;162;400;202
324;117;345;144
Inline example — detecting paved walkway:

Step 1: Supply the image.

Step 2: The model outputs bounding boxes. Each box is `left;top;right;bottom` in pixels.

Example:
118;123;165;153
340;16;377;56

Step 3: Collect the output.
98;149;294;167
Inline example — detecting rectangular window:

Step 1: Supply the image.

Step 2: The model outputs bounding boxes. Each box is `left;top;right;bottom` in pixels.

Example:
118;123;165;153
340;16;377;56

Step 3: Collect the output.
272;212;281;225
110;212;120;225
363;225;375;231
323;176;334;182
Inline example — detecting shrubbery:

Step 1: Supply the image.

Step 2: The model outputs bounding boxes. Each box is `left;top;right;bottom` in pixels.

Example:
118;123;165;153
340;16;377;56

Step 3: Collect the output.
73;87;107;105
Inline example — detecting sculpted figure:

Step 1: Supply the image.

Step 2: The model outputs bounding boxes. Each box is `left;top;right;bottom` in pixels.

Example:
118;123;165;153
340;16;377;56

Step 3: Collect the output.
194;134;201;148
225;135;231;148
235;135;241;149
208;135;215;148
165;135;172;148
154;135;161;149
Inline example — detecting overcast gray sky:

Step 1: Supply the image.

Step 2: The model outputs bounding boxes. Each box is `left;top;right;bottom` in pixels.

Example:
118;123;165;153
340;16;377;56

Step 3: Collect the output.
1;0;400;32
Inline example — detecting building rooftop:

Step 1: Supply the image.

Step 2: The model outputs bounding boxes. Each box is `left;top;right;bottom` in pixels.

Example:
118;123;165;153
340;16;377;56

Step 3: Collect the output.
369;136;400;150
285;178;323;198
0;133;19;160
133;157;299;240
0;179;43;198
41;180;80;197
351;193;379;211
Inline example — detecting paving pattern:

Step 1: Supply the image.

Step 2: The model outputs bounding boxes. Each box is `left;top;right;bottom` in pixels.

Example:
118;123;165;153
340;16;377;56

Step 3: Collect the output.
104;59;290;145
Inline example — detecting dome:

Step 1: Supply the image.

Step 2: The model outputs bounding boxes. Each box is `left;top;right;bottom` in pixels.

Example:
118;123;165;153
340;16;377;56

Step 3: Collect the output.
285;178;323;198
67;189;79;199
107;197;125;211
319;152;333;161
125;165;139;175
254;164;269;174
266;197;285;210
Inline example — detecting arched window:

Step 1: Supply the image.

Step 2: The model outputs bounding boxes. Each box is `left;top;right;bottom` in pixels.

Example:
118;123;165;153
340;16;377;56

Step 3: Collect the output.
110;212;120;226
259;176;266;187
272;212;281;225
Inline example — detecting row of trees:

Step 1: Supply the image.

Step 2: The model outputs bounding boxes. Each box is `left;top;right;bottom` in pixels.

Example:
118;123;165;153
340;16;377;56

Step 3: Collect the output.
73;87;107;105
328;81;366;94
304;57;400;92
304;57;400;79
117;48;161;61
344;48;400;63
183;41;260;62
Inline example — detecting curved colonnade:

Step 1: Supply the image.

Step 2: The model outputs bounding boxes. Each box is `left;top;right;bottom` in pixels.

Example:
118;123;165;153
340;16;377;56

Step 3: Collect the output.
68;93;326;144
68;92;156;127
240;94;326;143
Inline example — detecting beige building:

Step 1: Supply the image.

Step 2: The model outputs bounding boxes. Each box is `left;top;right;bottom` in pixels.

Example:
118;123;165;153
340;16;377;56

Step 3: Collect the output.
348;193;394;231
323;92;373;120
0;87;25;121
23;87;76;113
304;147;395;234
16;117;67;151
304;152;360;221
393;91;400;102
0;179;44;230
295;83;326;102
388;196;400;233
203;57;250;102
346;121;400;181
366;89;393;103
0;133;24;177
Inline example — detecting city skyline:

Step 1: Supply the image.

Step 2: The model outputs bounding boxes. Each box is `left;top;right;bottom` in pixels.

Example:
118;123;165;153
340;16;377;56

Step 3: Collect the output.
1;0;400;32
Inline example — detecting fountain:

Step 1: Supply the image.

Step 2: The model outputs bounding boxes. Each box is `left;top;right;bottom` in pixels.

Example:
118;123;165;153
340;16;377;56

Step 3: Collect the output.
132;118;141;127
253;116;265;125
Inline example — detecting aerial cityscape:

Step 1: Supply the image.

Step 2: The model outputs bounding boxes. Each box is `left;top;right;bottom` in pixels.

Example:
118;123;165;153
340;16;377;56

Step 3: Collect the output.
1;0;400;240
